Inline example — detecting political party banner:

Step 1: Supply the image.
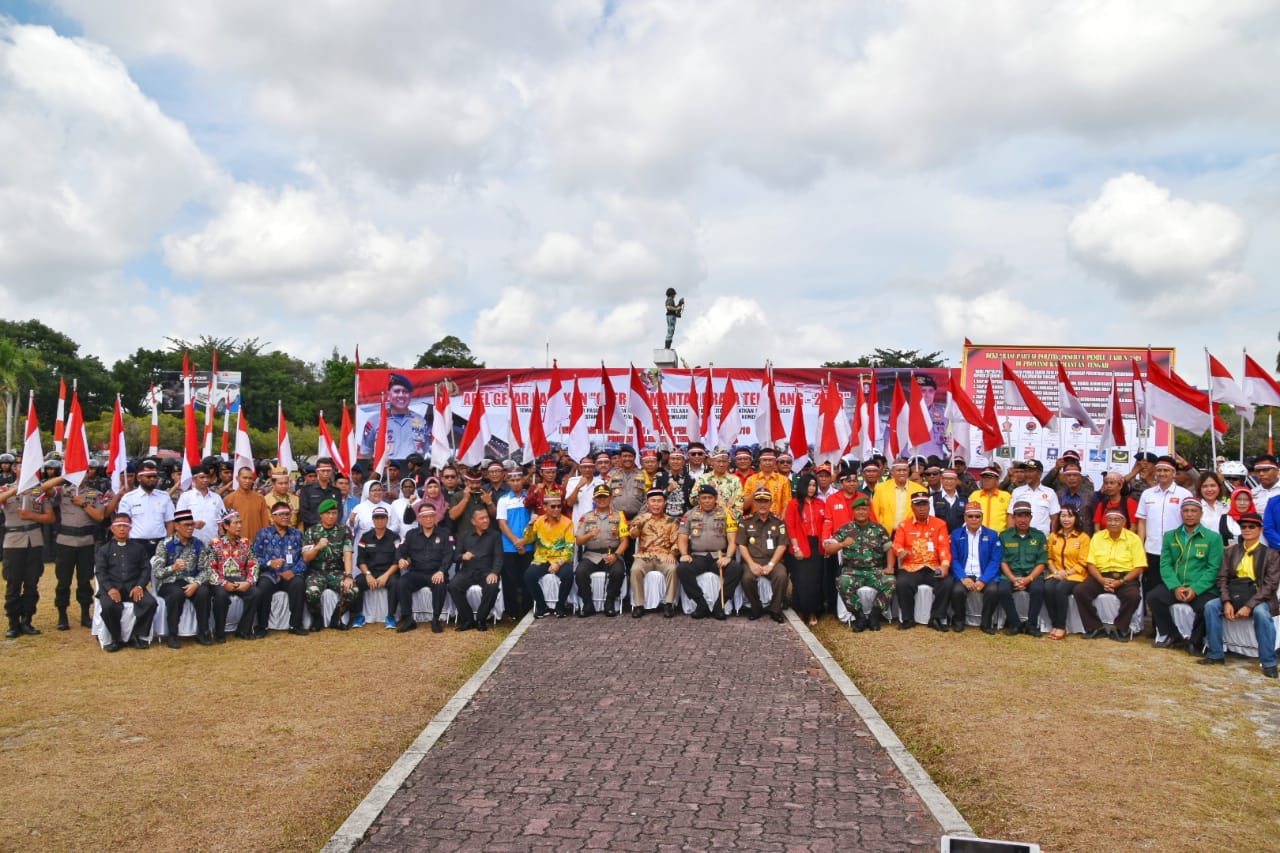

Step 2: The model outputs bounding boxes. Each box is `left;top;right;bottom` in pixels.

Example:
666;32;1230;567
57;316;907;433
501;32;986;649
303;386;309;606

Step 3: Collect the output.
353;367;954;463
960;344;1174;480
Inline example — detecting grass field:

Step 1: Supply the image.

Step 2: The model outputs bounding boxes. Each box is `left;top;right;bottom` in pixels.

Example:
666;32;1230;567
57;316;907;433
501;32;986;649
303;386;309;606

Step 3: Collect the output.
0;569;510;853
813;617;1280;853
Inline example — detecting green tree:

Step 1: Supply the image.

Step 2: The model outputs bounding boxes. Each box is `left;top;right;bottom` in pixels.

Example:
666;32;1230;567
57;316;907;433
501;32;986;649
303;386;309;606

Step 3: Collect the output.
110;347;180;416
0;319;114;421
822;348;946;369
0;337;45;452
414;335;484;369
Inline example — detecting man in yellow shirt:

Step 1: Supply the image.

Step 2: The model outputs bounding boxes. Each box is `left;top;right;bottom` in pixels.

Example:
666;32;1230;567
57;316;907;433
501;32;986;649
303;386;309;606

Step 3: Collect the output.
1074;508;1147;640
871;459;928;533
970;466;1011;534
521;493;576;618
742;448;792;518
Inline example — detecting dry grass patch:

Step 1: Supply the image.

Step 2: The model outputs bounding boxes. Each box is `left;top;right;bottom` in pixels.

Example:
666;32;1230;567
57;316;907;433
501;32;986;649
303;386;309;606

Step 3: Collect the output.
0;570;510;853
813;618;1280;853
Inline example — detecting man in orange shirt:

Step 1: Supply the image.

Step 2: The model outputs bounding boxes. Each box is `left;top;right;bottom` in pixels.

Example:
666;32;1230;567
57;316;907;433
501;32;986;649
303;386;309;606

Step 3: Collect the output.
892;493;952;630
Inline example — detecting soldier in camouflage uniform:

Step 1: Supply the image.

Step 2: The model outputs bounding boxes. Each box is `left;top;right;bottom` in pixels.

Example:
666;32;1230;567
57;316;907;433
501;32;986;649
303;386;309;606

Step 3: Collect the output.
301;499;358;630
152;508;217;648
828;495;894;632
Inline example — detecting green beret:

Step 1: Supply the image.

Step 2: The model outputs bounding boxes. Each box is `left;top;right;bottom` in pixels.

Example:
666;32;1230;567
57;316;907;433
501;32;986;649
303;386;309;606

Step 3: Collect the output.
851;495;870;509
317;499;338;514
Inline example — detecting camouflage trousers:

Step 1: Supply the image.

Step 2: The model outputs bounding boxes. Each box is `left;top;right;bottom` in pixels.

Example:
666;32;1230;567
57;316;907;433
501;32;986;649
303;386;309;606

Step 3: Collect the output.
837;568;894;617
305;570;361;617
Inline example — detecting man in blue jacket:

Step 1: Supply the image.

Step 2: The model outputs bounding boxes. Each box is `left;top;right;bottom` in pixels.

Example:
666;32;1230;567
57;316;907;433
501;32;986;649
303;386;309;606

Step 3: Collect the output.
1263;489;1280;550
946;501;1003;633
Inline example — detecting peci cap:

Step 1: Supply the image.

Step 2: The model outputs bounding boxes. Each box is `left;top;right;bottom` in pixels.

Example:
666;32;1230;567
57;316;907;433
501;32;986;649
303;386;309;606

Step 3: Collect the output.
1011;500;1033;515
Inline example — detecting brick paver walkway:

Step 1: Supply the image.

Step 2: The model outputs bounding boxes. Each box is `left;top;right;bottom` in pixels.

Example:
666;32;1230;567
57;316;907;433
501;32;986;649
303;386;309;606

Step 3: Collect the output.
357;615;943;851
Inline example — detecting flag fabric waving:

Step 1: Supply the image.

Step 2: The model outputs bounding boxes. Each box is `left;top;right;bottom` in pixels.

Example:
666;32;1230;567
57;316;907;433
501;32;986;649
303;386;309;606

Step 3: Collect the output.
1002;362;1055;427
53;377;66;453
527;384;551;459
1243;353;1280;407
1098;376;1127;451
62;388;90;488
595;364;623;435
372;393;391;475
277;401;297;475
790;390;810;469
1207;351;1252;423
716;375;742;450
542;360;569;437
431;382;453;469
456;384;491;467
318;411;342;474
108;395;128;494
567;378;591;460
338;403;355;478
627;365;655;436
982;379;1004;451
234;410;254;478
1056;363;1097;431
507;376;524;456
754;366;786;447
1146;357;1228;435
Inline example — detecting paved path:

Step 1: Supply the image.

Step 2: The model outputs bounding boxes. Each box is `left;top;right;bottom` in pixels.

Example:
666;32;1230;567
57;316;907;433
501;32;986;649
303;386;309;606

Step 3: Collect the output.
355;614;948;851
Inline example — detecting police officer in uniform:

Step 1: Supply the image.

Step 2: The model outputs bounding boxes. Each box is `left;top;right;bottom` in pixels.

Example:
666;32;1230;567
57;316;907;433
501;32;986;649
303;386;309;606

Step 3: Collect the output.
2;480;55;637
738;487;790;623
43;473;118;630
677;484;741;620
95;513;158;651
359;372;428;460
607;445;646;519
574;484;630;617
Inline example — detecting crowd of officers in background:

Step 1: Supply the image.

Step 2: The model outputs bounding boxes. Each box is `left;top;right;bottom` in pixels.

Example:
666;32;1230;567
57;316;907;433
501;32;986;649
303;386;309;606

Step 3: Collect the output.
3;443;1279;675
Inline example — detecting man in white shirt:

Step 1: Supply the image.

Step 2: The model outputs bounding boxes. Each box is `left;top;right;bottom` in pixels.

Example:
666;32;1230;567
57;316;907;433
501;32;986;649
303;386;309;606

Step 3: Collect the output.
176;465;226;545
1008;459;1060;536
118;459;175;556
1136;455;1194;600
1251;454;1280;515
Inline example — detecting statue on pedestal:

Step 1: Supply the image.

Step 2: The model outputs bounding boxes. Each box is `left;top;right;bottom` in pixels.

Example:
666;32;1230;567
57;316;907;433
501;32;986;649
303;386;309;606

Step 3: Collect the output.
664;288;684;350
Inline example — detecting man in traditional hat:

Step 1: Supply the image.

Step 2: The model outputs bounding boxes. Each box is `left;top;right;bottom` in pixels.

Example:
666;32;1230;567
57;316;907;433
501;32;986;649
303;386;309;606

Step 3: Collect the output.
118;458;174;557
521;491;576;618
95;513;157;651
1136;455;1194;607
695;449;744;518
738;486;790;623
1201;511;1280;676
1075;507;1147;641
892;492;952;630
152;508;217;648
872;458;928;534
743;448;792;517
450;505;503;631
947;501;1003;633
253;501;307;635
395;503;456;633
354;505;402;629
992;500;1048;636
1149;498;1221;651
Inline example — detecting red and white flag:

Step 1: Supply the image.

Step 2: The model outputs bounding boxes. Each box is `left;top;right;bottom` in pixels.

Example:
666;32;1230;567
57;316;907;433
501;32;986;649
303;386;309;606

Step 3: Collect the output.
506;376;524;456
53;377;66;453
654;376;677;445
372;393;391;475
595;363;623;435
542;359;569;437
817;376;851;465
1207;351;1252;423
1146;357;1228;436
1056;363;1097;431
318;411;343;473
147;383;160;456
203;349;218;458
527;384;551;459
108;395;128;494
566;378;591;460
982;379;1004;451
700;370;716;449
1098;376;1127;452
62;387;90;488
338;403;355;478
687;372;702;444
789;391;810;469
431;382;453;469
1131;360;1149;433
277;401;297;475
234;410;254;478
1002;362;1054;428
457;384;491;467
1243;354;1280;408
887;379;907;459
859;373;879;455
904;376;932;451
945;370;1003;459
754;366;786;447
627;364;655;436
716;375;742;450
181;379;200;490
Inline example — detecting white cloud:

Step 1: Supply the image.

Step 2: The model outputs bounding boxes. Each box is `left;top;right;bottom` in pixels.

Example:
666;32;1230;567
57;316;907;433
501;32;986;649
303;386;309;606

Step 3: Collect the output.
470;286;652;367
1067;172;1250;304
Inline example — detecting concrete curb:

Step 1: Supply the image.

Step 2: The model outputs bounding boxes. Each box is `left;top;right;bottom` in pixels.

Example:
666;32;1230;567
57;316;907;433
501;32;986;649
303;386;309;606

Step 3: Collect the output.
321;613;536;852
786;610;974;838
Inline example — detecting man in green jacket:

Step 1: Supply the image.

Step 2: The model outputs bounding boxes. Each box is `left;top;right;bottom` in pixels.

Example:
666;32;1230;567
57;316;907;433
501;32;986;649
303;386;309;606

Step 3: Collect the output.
1150;498;1223;652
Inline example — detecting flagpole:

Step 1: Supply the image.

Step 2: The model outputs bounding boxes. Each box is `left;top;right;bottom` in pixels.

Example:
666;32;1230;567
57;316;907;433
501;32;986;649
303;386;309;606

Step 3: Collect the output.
1205;348;1218;464
999;361;1011;452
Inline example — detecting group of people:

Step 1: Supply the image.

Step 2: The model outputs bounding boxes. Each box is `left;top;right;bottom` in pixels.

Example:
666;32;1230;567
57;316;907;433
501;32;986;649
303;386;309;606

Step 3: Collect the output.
3;439;1279;678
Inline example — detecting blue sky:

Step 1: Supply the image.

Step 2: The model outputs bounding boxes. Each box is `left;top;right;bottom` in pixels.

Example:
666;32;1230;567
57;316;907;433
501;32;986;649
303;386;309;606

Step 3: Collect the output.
0;1;1277;383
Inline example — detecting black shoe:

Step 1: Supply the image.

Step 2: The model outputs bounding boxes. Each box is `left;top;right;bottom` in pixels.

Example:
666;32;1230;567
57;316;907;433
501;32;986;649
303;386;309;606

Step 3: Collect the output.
165;635;182;649
868;611;883;631
1197;656;1225;665
234;629;253;641
604;603;618;617
431;620;443;633
56;610;70;631
252;629;269;640
748;608;762;622
1025;626;1042;638
104;641;123;653
632;606;644;619
1109;629;1129;643
534;607;551;619
80;605;92;628
981;624;997;636
196;632;214;646
5;624;19;639
131;636;150;650
456;621;475;632
770;611;785;624
578;606;596;618
953;621;966;633
214;633;228;644
1005;623;1023;637
1153;637;1178;649
288;626;310;636
1081;628;1106;640
712;604;727;621
851;614;867;633
1264;666;1278;678
476;620;489;632
928;618;947;633
20;620;40;636
691;602;710;620
899;620;916;631
555;605;569;618
663;603;677;619
396;619;417;633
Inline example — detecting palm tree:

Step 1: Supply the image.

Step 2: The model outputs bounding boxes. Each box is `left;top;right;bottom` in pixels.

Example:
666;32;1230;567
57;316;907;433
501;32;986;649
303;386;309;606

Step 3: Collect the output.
0;339;43;452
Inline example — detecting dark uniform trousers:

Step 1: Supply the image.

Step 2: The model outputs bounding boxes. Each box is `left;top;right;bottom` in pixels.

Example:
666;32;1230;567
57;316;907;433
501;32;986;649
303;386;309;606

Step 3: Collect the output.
399;570;448;622
158;581;213;637
54;543;96;616
256;573;307;631
988;576;1046;629
740;562;787;615
448;567;500;625
574;551;627;610
501;550;533;617
894;568;949;625
211;584;263;637
676;553;743;608
4;544;44;624
354;569;402;619
97;590;157;644
1073;574;1143;634
1147;583;1214;647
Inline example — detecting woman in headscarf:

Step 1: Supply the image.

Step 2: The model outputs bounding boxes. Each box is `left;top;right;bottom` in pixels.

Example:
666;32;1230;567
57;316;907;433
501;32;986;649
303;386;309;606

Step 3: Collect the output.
390;477;419;536
348;480;395;544
413;476;450;531
1220;487;1255;548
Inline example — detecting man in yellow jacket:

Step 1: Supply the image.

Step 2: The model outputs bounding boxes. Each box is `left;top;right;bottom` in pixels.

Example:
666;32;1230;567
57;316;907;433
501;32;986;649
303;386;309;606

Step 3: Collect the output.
872;459;928;533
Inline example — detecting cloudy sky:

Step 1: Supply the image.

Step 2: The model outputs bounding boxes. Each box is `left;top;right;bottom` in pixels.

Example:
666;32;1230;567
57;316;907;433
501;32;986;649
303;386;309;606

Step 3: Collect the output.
1;0;1277;383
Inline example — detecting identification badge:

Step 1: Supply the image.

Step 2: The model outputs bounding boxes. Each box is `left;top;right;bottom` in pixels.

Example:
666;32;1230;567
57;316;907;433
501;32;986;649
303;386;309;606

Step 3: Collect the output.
766;537;774;550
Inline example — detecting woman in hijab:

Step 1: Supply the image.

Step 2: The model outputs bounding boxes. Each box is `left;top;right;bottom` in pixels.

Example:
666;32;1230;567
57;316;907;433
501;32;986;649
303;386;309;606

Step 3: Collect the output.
349;480;395;544
1220;487;1255;548
391;477;419;535
413;476;450;531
